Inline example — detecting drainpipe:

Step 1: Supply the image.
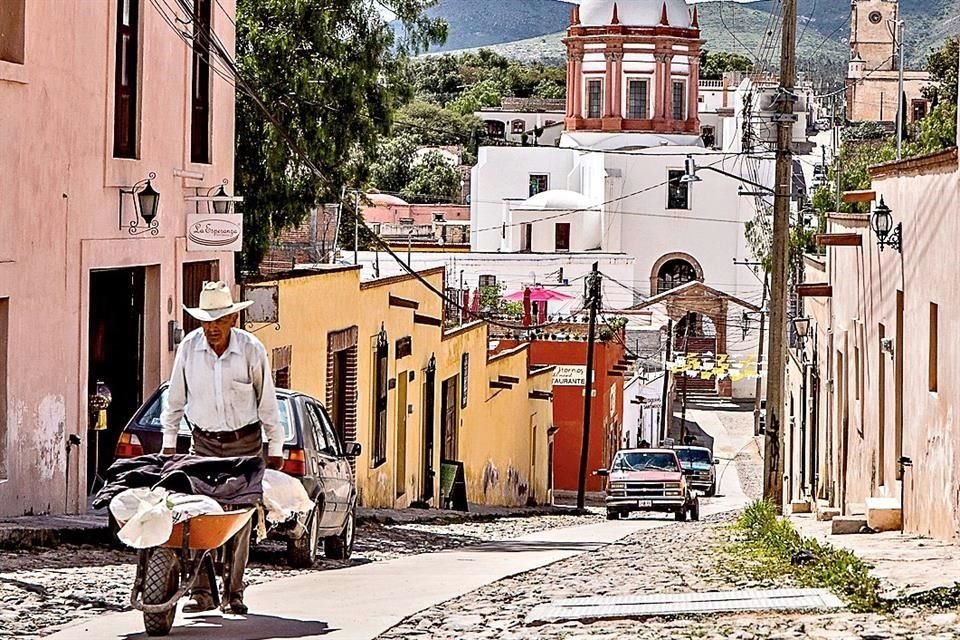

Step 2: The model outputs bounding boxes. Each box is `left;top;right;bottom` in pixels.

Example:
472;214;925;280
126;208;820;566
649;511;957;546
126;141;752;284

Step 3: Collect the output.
898;455;912;533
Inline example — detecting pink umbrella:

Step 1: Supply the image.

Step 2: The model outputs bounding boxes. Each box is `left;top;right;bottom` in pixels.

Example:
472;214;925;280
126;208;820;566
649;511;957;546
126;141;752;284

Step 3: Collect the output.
470;288;480;316
505;287;574;302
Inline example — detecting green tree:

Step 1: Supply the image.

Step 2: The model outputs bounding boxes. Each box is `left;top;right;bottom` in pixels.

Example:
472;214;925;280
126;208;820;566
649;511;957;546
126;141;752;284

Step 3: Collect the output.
922;37;959;107
700;50;754;80
393;100;484;162
369;134;419;195
447;79;502;115
235;0;446;271
401;151;462;203
532;78;566;99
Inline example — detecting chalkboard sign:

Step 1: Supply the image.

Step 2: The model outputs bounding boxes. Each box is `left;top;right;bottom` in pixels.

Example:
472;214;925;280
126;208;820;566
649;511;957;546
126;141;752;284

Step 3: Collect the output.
440;461;468;512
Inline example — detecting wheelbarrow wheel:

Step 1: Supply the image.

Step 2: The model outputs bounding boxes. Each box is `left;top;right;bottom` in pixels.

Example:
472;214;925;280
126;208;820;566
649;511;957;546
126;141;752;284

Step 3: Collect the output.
143;548;180;636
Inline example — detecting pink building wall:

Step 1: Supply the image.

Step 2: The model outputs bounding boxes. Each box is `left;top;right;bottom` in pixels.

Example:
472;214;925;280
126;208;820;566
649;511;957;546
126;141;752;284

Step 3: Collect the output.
0;0;238;515
808;147;960;539
363;203;470;225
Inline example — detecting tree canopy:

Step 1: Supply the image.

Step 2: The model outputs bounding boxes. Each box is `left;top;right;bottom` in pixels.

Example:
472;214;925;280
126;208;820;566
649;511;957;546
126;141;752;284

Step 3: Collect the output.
234;0;446;272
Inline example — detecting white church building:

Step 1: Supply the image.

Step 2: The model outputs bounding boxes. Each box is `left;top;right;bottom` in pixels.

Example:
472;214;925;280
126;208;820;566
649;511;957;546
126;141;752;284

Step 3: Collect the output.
466;0;774;397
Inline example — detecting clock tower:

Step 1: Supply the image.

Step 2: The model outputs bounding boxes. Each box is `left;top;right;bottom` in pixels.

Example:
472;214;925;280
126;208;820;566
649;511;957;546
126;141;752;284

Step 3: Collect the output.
849;0;899;72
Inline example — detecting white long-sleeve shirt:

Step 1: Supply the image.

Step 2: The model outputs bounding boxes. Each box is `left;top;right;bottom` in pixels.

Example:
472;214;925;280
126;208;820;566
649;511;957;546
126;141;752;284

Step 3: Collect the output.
161;328;285;457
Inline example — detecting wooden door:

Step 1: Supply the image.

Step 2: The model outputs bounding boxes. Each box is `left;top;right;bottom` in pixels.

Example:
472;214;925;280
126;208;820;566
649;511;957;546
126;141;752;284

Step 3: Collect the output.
395;372;408;497
440;376;459;461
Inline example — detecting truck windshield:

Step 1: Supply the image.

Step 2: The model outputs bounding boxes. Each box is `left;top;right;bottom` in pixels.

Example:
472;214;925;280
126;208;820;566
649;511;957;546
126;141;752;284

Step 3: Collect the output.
676;448;712;465
611;452;679;472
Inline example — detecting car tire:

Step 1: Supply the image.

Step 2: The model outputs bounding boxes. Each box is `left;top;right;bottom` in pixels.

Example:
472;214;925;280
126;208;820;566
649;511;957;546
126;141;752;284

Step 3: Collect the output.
287;506;320;569
706;482;716;497
690;497;701;521
674;509;688;522
324;505;356;560
606;509;620;520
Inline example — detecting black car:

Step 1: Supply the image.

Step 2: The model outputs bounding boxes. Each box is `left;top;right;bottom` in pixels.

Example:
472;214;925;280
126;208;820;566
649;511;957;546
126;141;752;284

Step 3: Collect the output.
114;384;360;567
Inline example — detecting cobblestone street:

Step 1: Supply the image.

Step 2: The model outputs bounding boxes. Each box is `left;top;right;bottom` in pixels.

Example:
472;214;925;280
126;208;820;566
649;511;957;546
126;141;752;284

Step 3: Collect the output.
0;512;600;639
377;449;960;640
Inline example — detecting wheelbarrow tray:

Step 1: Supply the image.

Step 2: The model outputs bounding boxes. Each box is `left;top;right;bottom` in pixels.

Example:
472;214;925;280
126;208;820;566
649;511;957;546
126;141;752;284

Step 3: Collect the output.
160;507;256;551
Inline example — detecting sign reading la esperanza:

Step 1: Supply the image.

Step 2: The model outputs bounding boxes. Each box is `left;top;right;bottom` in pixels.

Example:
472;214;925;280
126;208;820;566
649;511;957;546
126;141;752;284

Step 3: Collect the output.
187;214;243;252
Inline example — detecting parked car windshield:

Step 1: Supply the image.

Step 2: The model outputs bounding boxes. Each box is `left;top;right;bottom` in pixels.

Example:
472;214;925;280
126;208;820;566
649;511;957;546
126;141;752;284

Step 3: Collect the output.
136;387;296;444
611;452;679;472
676;448;712;466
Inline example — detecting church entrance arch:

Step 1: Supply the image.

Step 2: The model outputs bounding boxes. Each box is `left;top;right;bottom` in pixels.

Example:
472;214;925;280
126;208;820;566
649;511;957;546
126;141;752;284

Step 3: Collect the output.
651;252;704;296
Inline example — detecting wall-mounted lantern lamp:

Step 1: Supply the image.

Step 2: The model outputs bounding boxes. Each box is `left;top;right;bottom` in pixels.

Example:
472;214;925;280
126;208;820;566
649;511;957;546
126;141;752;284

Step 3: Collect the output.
118;172;160;236
792;316;812;349
426;353;437;374
377;323;388;349
871;196;902;253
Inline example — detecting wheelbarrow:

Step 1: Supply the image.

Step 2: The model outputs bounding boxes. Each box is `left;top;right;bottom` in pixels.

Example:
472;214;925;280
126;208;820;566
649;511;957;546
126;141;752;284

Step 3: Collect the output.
128;508;256;636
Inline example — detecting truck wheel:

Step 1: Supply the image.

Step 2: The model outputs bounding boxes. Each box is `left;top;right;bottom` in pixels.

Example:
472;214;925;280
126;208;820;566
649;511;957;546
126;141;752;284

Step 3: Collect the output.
606;510;620;520
674;509;687;522
142;548;180;636
690;497;701;521
706;483;716;497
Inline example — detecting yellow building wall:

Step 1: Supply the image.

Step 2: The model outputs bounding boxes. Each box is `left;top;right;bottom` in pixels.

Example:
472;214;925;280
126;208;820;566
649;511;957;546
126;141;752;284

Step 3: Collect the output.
249;267;553;509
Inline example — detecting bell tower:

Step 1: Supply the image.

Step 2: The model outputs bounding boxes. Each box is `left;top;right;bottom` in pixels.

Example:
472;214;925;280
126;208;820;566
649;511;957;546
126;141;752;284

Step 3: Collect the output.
849;0;898;72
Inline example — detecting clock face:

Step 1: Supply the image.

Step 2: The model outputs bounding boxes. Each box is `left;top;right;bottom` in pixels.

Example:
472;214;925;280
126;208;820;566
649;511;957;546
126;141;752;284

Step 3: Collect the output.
868;10;883;24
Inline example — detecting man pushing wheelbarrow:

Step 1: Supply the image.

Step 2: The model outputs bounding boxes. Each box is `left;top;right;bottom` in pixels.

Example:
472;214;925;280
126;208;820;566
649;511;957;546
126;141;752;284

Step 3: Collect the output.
159;281;286;615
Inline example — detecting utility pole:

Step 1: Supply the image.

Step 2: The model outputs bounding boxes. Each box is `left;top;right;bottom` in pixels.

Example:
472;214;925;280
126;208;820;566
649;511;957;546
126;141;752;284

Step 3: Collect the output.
754;275;769;435
895;19;905;161
659;318;674;446
331;185;346;264
763;0;798;512
576;262;601;511
832;96;841;211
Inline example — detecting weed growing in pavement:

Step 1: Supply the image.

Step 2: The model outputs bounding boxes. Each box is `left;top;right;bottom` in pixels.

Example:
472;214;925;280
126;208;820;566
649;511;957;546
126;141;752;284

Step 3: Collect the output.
723;500;883;612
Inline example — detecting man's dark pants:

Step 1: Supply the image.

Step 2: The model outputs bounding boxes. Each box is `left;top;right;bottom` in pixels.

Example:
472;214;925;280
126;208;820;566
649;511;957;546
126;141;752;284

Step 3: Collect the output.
190;426;262;602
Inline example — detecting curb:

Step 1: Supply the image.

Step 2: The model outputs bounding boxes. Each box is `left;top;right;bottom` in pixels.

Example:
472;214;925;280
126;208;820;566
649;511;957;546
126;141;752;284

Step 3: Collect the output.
0;516;111;551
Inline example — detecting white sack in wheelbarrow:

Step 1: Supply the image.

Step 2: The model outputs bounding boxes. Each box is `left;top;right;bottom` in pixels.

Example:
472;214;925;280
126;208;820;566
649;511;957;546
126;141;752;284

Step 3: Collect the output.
262;469;313;524
109;487;223;549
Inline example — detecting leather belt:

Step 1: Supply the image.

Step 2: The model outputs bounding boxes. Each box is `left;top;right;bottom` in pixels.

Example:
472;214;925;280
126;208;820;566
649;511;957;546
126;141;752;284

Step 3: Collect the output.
191;421;261;443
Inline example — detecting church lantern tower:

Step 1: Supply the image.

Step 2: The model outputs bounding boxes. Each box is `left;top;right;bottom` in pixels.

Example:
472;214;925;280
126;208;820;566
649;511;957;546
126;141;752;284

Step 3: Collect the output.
564;0;703;134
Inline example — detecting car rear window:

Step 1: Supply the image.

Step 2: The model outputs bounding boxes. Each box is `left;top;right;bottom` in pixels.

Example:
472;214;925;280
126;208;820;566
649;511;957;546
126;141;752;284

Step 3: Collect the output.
676;448;712;464
612;452;679;472
136;388;296;444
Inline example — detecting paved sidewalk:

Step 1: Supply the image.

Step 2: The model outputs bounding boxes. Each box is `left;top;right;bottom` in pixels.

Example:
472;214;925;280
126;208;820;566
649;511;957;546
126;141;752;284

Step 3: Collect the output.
791;513;960;599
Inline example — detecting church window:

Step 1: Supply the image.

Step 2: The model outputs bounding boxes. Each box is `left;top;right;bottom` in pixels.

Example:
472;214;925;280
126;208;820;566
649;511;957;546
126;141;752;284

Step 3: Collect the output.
667;169;689;210
657;259;698;294
672;80;686;120
587;79;603;118
627;80;649;119
529;174;549;197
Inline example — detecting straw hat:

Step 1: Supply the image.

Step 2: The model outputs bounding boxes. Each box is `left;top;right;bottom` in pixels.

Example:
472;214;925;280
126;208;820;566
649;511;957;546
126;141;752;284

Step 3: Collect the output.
183;281;253;322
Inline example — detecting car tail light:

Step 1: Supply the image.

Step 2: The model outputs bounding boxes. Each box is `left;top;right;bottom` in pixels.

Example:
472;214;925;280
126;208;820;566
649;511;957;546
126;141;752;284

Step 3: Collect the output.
115;432;144;458
283;449;307;476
